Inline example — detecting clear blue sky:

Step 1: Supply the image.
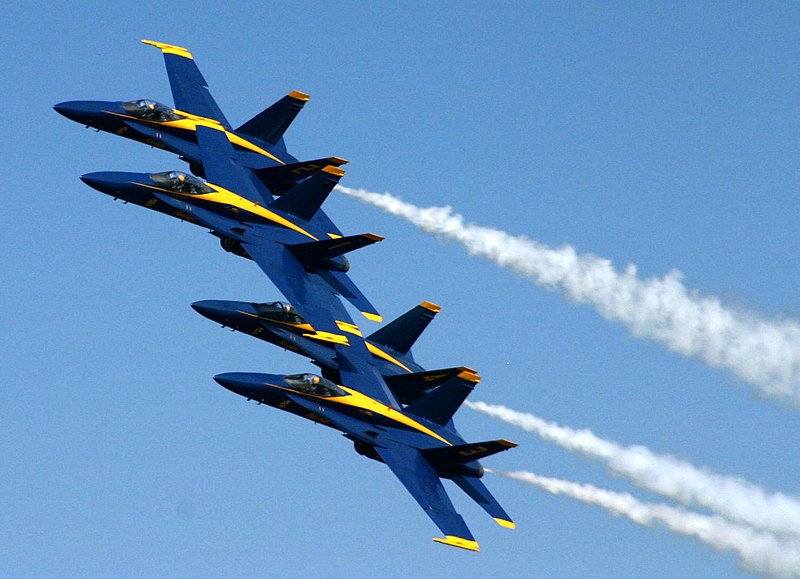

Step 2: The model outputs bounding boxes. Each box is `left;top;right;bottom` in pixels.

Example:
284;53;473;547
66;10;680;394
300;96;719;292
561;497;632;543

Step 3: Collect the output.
3;2;799;577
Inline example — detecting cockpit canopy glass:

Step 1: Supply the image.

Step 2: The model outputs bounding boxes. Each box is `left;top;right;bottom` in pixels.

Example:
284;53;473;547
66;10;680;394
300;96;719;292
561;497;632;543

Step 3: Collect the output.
121;99;180;122
254;302;307;325
284;373;346;397
150;171;213;195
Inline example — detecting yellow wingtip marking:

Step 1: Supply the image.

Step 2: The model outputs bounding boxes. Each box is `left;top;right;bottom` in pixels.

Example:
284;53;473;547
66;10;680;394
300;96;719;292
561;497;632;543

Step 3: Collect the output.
363;233;384;242
419;301;441;313
322;165;346;177
288;90;310;101
494;518;516;529
328;157;349;165
433;536;480;552
497;439;518;448
362;312;383;323
141;39;193;59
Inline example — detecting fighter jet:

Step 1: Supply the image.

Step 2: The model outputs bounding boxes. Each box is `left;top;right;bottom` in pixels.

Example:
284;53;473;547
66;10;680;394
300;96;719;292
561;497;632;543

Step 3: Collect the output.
214;345;516;552
191;299;447;383
54;40;343;192
81;124;383;323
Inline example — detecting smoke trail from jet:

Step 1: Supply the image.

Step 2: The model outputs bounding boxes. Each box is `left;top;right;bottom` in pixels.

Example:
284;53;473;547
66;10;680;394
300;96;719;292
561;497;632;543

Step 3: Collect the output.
494;469;800;578
468;401;800;538
337;185;800;405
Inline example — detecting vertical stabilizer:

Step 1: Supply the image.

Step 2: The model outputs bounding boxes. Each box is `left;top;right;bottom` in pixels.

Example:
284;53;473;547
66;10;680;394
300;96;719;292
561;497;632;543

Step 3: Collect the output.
366;302;440;358
404;369;479;426
235;91;309;146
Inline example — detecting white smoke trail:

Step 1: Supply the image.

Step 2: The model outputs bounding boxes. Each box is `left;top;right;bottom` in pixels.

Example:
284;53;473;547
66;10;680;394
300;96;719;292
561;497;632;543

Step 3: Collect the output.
337;185;800;405
468;401;800;538
495;469;800;578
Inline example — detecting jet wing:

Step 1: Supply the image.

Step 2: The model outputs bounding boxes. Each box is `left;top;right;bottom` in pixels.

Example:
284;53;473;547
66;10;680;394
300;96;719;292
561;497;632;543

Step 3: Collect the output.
196;125;270;205
240;234;353;339
142;40;231;128
375;443;479;552
334;345;401;407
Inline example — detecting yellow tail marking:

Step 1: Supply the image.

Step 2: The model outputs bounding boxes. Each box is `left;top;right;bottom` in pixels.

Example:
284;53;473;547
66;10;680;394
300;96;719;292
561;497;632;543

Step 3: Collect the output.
494;518;516;529
322;165;346;177
288;90;310;101
142;39;193;59
419;301;441;313
433;536;480;552
456;369;481;383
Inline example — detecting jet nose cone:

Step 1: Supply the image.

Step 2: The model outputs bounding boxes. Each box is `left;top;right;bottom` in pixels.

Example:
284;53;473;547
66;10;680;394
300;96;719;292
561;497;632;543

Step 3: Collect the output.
213;373;253;397
192;300;253;328
80;172;118;194
54;100;103;125
214;372;274;400
192;300;230;322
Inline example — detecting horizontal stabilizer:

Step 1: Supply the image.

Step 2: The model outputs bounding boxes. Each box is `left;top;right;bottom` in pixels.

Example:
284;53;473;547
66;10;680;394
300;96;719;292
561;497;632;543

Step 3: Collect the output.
384;367;476;404
367;301;440;358
235;91;309;146
404;369;479;426
254;157;349;195
451;474;515;529
268;166;345;221
290;232;383;262
422;439;517;469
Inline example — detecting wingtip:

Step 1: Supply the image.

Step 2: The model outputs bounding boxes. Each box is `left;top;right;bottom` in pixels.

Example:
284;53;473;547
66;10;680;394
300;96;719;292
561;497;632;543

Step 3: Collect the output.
493;517;516;529
141;39;193;59
433;536;480;552
362;312;383;323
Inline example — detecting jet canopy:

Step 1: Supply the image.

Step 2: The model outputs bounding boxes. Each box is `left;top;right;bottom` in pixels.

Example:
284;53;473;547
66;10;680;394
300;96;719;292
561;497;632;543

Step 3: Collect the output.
254;301;307;325
150;171;213;195
121;99;180;122
284;373;347;397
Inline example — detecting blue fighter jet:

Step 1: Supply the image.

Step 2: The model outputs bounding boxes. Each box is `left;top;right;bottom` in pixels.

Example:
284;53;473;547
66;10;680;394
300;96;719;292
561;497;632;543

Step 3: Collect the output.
214;344;516;551
192;299;436;373
81;124;383;323
55;40;345;192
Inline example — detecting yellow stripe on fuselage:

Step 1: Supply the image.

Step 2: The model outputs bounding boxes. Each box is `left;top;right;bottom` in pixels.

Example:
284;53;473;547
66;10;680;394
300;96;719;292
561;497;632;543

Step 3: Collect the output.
365;342;412;373
335;321;363;337
239;310;315;332
334;386;452;446
106;111;287;165
136;182;318;240
268;382;452;446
